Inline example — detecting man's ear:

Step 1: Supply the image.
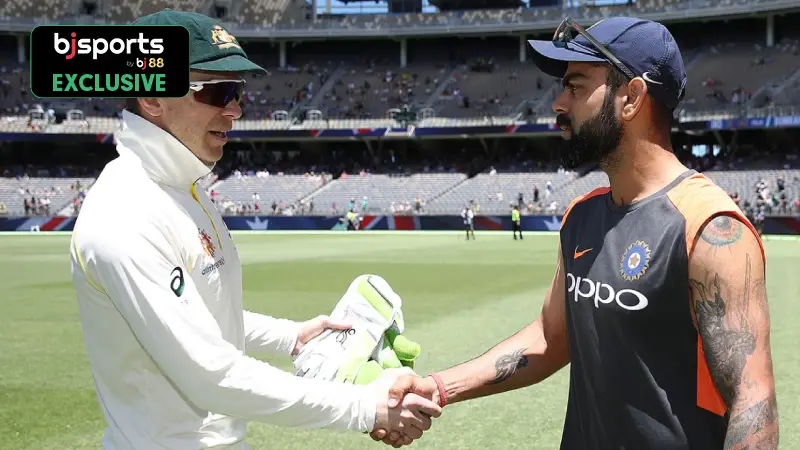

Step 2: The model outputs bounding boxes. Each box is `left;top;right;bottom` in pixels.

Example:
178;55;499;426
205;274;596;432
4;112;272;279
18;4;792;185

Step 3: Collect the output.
138;98;164;118
621;78;647;122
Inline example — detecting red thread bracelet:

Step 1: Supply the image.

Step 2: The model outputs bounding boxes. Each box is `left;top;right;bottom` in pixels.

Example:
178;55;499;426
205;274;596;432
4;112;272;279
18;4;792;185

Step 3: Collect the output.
429;373;447;407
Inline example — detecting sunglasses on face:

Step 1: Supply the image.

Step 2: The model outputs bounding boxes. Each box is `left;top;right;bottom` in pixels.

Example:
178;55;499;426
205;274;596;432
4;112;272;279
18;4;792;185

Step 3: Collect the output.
189;79;245;108
553;17;637;80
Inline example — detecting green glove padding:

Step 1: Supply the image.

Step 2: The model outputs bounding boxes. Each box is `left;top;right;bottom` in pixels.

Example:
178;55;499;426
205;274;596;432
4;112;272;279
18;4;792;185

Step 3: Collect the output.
353;330;421;385
379;340;403;369
353;360;384;385
385;328;420;361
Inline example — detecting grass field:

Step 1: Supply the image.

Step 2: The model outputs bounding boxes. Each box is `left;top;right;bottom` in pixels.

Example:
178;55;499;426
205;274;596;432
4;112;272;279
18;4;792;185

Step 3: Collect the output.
1;232;799;450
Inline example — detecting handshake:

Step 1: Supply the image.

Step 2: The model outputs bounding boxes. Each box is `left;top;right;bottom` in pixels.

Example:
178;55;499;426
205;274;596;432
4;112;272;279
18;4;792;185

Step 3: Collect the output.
367;368;444;447
292;275;447;447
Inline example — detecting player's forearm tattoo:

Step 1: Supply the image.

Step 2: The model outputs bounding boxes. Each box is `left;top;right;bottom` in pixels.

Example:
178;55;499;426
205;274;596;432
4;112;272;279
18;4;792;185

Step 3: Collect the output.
700;215;744;247
724;393;779;449
692;252;778;449
486;348;528;385
690;257;755;406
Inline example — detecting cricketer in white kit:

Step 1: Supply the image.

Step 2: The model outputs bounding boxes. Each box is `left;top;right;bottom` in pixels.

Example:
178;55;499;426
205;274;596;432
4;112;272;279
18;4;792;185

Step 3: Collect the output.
69;9;439;450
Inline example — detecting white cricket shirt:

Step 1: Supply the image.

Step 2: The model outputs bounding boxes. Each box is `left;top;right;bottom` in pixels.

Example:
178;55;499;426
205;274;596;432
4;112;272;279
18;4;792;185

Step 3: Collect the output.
70;110;376;449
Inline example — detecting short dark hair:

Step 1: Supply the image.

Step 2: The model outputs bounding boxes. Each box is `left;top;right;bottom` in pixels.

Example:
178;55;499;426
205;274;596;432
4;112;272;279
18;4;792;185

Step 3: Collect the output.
605;68;674;131
125;98;140;116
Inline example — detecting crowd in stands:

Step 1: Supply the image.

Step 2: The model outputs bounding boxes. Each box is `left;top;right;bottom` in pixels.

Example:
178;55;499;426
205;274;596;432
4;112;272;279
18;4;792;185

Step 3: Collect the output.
0;0;769;31
677;37;800;112
0;174;91;217
187;143;800;219
1;147;799;218
732;175;800;218
1;8;799;218
1;9;798;124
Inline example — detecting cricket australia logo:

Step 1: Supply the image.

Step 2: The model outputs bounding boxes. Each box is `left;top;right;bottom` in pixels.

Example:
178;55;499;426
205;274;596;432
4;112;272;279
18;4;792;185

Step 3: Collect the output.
199;229;216;258
211;25;241;50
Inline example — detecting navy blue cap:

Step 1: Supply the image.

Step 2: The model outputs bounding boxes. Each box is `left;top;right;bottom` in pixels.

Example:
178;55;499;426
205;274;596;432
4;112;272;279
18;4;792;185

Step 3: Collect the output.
528;17;687;110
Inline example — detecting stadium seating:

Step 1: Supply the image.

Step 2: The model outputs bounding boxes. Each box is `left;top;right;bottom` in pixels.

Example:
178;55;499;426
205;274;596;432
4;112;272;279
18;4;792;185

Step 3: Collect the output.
1;1;799;221
230;0;310;28
681;40;800;111
239;66;334;120
770;73;800;107
308;173;467;214
0;0;72;21
703;169;800;214
3;38;794;124
210;173;328;214
425;171;578;214
0;177;94;216
0;0;790;29
1;14;798;123
318;64;449;119
433;62;551;118
98;0;206;23
546;171;609;213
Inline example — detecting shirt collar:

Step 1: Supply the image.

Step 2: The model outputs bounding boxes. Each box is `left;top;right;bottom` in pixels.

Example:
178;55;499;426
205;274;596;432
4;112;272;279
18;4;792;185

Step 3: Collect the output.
115;110;213;190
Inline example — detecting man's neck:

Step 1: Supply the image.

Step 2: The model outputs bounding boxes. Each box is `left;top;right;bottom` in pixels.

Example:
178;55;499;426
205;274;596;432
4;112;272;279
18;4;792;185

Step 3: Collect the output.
604;139;689;207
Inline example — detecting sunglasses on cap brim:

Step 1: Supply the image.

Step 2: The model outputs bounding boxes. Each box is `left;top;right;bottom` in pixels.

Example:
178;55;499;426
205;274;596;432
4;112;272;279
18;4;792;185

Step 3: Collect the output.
553;17;637;80
189;79;245;108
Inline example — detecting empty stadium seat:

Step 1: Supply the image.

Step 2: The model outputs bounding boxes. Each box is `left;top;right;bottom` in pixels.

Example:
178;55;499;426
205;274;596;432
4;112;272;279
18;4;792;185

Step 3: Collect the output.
426;171;578;214
309;173;467;214
0;177;95;216
210;173;328;214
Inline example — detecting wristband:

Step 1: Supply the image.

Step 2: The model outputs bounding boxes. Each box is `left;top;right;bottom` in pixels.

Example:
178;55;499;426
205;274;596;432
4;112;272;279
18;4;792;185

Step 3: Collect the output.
429;373;447;408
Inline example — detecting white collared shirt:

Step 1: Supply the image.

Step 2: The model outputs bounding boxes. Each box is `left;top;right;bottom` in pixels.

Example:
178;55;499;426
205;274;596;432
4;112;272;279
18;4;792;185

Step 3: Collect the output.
70;110;376;450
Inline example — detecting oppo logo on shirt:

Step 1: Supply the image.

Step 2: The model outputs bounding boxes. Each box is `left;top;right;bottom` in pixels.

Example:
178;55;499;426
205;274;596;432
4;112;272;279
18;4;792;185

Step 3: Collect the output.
566;273;649;311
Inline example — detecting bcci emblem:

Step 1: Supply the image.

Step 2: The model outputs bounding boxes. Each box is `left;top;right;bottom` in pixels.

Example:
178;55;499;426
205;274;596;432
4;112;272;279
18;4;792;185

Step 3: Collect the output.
199;229;216;258
211;25;240;50
619;240;651;281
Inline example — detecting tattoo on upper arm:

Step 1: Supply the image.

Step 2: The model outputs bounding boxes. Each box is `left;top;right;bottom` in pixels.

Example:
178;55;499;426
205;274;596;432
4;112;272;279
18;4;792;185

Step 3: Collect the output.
693;217;778;449
486;348;529;385
754;276;769;319
700;215;744;247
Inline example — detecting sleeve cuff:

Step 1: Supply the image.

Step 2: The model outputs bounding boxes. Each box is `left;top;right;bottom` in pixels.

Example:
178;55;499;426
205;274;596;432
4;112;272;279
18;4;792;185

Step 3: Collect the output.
281;320;301;356
356;384;378;432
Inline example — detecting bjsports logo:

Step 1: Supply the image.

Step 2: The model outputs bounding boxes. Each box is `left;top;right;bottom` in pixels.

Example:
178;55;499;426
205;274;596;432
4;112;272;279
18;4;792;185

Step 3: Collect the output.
53;32;164;60
566;273;649;311
30;25;189;98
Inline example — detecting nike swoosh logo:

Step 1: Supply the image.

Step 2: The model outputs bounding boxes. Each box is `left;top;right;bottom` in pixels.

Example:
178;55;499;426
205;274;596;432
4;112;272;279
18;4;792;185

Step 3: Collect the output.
574;246;593;260
642;72;663;85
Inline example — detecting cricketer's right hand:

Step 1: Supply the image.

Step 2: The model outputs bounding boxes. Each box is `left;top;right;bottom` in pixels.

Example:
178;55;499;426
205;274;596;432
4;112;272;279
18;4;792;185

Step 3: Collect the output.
369;368;441;448
370;374;441;447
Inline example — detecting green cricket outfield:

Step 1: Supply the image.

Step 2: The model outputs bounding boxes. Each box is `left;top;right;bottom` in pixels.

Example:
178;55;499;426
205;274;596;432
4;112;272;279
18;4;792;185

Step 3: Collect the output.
1;232;798;449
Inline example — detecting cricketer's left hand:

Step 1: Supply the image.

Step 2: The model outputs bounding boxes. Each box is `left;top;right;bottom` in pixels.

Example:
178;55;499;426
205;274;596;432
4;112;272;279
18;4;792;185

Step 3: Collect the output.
292;315;353;356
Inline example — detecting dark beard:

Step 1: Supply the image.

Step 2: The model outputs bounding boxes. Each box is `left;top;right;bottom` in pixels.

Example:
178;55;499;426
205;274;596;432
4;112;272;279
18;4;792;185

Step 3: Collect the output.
557;91;624;170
